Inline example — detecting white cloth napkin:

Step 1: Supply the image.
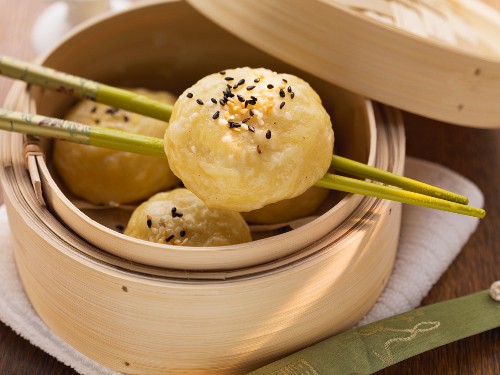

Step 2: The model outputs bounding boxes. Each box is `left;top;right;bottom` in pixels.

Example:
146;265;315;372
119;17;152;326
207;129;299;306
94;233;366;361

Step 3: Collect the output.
0;157;484;375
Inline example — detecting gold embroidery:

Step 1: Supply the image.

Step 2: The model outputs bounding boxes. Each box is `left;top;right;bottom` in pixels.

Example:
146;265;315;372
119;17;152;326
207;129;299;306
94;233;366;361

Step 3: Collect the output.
359;311;426;337
269;358;319;375
371;321;441;364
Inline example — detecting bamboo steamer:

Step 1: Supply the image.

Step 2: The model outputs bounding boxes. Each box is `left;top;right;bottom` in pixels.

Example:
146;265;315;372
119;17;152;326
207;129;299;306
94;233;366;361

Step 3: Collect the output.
0;1;406;374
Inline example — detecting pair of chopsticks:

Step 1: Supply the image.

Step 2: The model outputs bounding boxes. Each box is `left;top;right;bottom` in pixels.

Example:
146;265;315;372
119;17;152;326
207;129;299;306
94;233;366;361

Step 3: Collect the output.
0;55;485;218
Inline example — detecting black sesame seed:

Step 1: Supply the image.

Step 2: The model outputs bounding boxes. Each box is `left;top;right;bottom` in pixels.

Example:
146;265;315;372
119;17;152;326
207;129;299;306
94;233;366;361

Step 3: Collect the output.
175;212;184;218
237;94;245;102
171;207;177;217
166;234;175;242
123;115;129;122
251;96;257;101
219;71;226;75
248;125;256;132
196;99;204;105
282;78;288;83
237;79;245;86
287;86;292;93
246;85;256;91
233;84;239;89
212;111;220;120
291;92;295;99
106;107;120;115
228;121;234;128
267;84;274;89
180;230;186;237
219;99;226;106
254;78;260;83
257;145;262;154
249;109;255;116
233;123;241;128
90;106;97;113
211;98;217;104
280;101;286;109
147;219;152;228
247;99;257;105
227;84;232;89
279;89;285;97
186;92;193;98
242;117;250;123
223;88;234;98
244;100;249;108
266;130;272;139
225;76;234;81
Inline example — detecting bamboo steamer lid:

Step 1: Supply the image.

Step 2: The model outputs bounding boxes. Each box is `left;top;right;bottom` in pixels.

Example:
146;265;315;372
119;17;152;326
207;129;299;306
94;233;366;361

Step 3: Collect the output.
0;0;406;373
188;0;500;128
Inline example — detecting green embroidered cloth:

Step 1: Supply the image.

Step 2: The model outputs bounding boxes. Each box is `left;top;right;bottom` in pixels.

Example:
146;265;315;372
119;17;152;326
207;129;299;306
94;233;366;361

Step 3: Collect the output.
250;289;500;374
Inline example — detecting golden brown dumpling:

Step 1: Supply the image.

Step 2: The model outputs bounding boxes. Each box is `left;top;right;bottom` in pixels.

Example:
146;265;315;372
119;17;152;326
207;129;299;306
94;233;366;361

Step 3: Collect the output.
242;186;329;224
53;88;179;205
165;67;334;212
125;188;252;247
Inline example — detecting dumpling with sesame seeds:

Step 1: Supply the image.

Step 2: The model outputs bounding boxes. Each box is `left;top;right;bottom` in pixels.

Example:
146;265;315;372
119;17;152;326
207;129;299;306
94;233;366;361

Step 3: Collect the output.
164;67;334;212
241;186;330;224
124;188;252;246
53;88;180;205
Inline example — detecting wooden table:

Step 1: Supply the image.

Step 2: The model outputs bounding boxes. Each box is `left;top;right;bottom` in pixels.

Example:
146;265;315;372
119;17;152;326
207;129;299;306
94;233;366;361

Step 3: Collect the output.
0;1;499;374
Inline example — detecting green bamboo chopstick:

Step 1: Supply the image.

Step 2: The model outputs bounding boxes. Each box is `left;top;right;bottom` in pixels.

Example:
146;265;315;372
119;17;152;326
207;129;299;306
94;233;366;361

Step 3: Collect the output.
0;109;485;218
0;109;165;157
331;155;469;205
0;55;483;216
0;55;173;121
316;173;483;218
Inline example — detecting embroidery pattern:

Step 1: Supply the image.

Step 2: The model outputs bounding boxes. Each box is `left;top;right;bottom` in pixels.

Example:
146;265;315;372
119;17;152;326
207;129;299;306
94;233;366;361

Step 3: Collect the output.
269;358;319;375
370;321;441;364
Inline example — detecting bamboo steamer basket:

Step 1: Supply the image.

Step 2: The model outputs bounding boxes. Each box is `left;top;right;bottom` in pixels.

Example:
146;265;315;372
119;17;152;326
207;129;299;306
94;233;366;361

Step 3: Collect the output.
0;0;411;374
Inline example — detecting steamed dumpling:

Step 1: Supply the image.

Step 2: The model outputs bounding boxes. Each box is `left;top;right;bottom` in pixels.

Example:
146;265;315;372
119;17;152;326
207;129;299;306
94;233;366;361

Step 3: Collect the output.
125;188;252;247
165;67;334;212
242;186;329;224
53;88;179;205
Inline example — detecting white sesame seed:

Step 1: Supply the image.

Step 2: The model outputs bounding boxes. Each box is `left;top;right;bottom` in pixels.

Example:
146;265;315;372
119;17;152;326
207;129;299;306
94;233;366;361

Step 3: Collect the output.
241;123;249;131
219;118;228;126
285;111;292;120
191;145;197;153
222;134;232;143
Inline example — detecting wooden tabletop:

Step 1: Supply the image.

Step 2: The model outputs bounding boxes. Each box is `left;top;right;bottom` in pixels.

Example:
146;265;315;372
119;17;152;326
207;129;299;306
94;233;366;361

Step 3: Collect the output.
0;1;499;374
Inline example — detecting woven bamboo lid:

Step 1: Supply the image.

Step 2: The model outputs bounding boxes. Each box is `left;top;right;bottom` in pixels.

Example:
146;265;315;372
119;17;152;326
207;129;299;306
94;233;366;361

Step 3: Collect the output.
187;0;500;128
